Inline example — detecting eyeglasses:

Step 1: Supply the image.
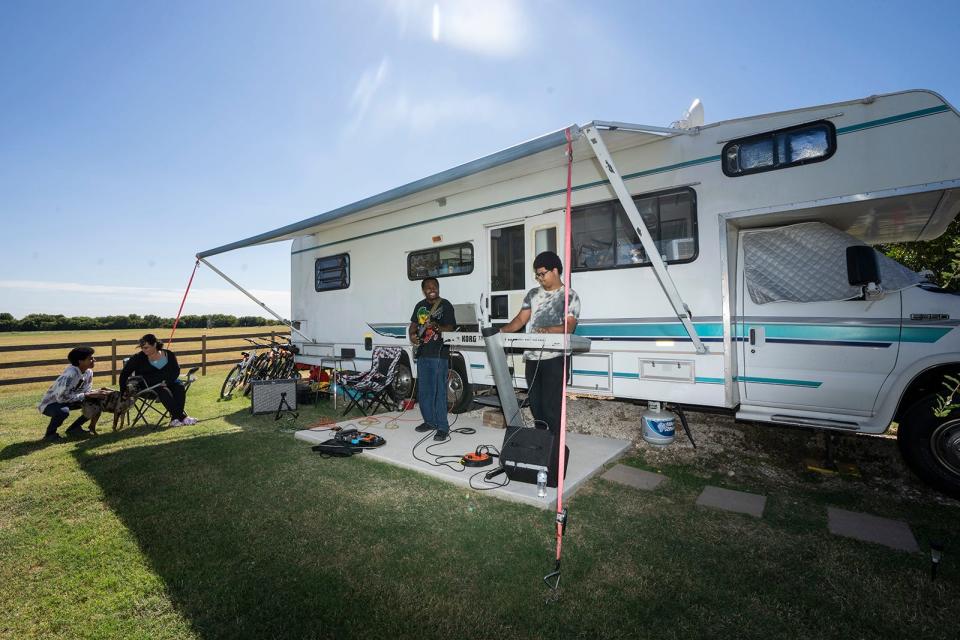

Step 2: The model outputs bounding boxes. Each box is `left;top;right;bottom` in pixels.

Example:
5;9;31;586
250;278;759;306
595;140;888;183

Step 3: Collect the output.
534;270;549;280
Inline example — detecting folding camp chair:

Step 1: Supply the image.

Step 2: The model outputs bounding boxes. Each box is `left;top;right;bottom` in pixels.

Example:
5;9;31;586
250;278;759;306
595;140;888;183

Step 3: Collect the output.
127;367;200;427
338;347;402;416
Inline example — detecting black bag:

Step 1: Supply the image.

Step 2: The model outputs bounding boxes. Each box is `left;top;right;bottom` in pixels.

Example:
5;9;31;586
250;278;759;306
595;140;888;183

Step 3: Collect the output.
500;426;569;488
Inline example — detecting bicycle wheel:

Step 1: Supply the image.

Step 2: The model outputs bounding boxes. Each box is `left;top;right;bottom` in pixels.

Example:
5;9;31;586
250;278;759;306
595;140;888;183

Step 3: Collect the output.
220;364;243;398
243;353;271;396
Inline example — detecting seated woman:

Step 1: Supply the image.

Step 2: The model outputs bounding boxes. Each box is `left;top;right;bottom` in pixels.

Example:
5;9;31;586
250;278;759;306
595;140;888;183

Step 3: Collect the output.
37;346;108;440
119;334;197;426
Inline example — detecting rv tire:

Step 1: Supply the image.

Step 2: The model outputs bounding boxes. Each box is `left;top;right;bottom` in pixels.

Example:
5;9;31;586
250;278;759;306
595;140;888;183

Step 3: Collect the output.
390;362;414;403
447;359;473;414
897;394;960;500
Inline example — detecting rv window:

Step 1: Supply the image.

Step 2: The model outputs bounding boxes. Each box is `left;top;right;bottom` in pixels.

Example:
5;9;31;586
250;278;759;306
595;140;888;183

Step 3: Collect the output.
534;227;557;255
723;121;836;177
407;242;474;280
490;225;525;290
572;187;697;272
314;253;350;291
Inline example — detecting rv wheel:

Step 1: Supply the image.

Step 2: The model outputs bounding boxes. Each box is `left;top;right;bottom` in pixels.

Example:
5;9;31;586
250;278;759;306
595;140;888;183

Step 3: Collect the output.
447;360;473;414
390;362;414;402
897;394;960;500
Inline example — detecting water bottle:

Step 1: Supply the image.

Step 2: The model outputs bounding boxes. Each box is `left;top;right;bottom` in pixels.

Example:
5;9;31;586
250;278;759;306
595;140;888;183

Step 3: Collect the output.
537;470;547;498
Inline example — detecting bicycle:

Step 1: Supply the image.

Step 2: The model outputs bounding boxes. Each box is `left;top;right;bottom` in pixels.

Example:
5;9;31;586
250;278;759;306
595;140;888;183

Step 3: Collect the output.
219;338;272;399
231;339;302;397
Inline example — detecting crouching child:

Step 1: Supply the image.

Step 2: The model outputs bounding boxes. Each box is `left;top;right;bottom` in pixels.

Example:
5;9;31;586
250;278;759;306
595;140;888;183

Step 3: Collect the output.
37;346;109;441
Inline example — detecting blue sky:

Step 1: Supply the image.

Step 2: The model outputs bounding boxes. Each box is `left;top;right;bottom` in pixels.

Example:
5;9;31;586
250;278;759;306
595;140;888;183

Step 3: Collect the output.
1;0;958;319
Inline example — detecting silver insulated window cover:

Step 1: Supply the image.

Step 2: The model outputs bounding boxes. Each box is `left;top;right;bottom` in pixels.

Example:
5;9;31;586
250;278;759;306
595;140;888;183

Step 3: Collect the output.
742;222;923;304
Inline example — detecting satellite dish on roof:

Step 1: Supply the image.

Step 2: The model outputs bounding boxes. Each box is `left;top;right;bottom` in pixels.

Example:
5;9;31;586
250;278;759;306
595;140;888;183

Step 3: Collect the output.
671;98;704;129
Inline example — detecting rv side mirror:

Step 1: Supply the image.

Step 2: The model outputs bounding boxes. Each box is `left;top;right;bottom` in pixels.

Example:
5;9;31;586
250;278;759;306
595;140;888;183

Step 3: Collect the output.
846;246;881;286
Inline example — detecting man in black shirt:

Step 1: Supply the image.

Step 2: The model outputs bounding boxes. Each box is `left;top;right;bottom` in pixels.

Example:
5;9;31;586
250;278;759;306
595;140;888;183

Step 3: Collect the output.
408;277;456;440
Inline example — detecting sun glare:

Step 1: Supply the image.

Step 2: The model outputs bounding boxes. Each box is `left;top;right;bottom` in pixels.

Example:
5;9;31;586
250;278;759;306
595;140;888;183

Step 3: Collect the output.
432;4;440;42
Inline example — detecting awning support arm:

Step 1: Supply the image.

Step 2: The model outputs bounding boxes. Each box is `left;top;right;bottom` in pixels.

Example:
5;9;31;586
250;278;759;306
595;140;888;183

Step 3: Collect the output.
580;124;707;354
197;257;313;343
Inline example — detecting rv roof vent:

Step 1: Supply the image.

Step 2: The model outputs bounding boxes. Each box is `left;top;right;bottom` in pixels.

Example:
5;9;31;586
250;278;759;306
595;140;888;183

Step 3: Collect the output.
671;98;704;129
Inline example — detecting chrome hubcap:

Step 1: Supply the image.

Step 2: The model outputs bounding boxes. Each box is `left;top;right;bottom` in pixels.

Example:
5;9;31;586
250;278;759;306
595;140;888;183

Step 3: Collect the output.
393;365;413;399
932;418;960;477
447;369;464;407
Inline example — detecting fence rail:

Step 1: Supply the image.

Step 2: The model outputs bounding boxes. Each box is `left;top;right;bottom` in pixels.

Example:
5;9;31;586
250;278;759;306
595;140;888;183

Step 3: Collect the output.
0;330;291;387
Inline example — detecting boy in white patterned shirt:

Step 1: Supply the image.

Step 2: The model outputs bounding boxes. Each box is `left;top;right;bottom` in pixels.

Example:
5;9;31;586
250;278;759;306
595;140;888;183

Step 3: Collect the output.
37;346;108;441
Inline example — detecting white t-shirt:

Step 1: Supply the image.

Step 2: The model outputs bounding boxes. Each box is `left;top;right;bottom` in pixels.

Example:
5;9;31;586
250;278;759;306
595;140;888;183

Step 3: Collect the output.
520;285;581;360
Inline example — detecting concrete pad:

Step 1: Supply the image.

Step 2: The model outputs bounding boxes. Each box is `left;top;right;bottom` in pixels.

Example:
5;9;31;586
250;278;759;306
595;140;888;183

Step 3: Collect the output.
601;464;666;491
827;507;919;552
294;407;632;510
696;485;766;518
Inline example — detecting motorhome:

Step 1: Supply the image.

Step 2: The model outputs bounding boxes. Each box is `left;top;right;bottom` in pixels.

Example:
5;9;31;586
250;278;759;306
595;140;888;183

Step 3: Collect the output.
199;89;960;498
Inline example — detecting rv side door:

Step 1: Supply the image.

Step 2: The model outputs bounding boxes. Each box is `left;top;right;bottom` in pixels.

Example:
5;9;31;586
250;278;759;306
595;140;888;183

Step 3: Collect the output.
736;235;901;415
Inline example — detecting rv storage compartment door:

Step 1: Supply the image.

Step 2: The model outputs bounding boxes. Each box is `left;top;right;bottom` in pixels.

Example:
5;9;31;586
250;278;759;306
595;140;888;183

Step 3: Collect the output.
640;359;695;383
570;354;612;393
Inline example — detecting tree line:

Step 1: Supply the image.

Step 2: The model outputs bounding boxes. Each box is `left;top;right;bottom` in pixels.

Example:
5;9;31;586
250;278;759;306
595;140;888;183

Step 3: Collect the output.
877;218;959;288
0;313;285;332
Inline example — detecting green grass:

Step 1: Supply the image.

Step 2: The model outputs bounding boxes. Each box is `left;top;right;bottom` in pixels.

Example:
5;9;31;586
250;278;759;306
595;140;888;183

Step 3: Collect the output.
1;374;958;639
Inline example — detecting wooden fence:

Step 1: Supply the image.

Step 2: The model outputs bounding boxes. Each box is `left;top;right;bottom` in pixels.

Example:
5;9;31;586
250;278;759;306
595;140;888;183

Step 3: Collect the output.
0;330;291;387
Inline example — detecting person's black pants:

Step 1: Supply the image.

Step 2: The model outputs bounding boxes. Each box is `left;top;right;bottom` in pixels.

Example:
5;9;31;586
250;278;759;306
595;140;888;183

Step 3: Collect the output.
155;383;187;421
524;356;565;434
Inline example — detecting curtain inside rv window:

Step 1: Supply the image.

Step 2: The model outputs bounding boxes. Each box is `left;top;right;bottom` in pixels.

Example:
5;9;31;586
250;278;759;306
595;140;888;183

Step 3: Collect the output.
407;243;474;280
723;121;835;176
572;187;697;272
741;222;923;304
315;254;350;291
490;225;525;290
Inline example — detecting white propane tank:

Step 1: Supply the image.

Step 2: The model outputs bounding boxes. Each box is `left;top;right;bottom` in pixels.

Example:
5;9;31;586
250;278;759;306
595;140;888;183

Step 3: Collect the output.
642;401;676;446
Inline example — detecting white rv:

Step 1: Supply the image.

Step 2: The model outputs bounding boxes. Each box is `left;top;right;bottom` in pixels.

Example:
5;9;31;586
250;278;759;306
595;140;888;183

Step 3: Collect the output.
199;90;960;498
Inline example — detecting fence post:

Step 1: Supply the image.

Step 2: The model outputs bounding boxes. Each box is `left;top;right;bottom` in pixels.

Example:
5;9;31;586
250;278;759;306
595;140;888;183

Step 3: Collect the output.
111;339;117;385
270;330;275;344
202;334;207;376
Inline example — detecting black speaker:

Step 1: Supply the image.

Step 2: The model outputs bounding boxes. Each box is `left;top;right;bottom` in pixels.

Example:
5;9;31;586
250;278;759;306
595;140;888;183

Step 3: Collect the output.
500;426;569;488
250;379;298;415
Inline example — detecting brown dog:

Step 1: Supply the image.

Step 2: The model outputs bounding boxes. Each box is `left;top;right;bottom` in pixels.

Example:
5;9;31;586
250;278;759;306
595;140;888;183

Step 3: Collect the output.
81;389;137;432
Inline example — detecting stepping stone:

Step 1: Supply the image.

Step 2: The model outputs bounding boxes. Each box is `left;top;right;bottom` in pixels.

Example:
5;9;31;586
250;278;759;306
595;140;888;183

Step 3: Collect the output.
696;485;766;518
827;507;919;552
602;464;666;491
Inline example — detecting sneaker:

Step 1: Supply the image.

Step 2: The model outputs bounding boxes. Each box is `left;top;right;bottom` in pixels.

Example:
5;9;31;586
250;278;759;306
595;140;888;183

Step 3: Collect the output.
181;417;198;425
43;433;63;442
169;419;184;427
433;431;449;441
65;425;89;437
415;422;433;433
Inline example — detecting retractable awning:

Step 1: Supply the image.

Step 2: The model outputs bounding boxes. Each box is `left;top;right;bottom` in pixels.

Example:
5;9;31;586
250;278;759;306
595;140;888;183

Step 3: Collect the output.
195;123;683;259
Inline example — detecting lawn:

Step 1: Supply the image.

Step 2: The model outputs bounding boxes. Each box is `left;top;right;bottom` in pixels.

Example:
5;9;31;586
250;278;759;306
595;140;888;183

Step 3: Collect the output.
0;373;957;640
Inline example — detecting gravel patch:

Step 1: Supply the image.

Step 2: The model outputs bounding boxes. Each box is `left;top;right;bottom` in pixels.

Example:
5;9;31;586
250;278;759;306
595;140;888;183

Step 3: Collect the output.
462;395;960;508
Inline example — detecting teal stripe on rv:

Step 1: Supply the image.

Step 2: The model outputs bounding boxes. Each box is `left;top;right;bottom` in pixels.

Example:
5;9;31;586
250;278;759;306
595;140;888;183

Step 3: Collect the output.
578;321;948;344
572;369;724;385
835;105;950;135
900;327;953;343
740;323;900;342
576;322;724;338
375;326;407;336
735;376;822;388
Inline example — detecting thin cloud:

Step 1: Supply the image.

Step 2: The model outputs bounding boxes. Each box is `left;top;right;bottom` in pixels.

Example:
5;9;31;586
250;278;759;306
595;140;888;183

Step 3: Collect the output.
345;57;391;134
